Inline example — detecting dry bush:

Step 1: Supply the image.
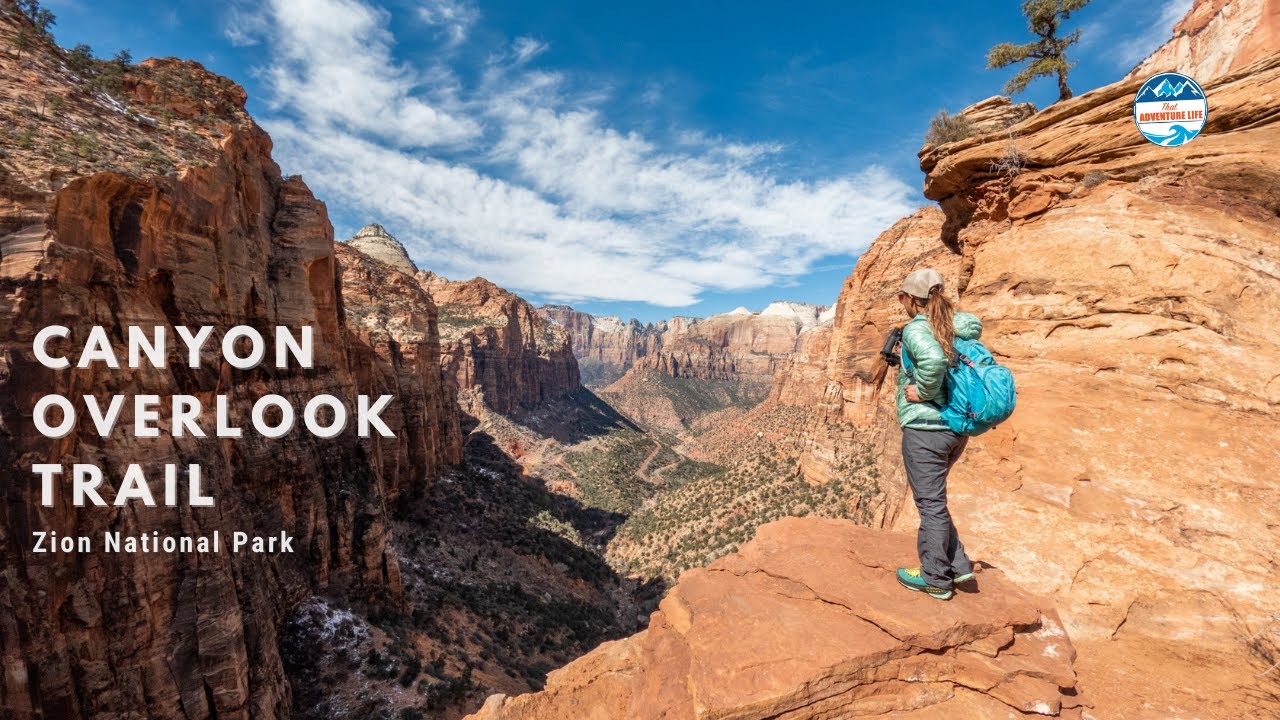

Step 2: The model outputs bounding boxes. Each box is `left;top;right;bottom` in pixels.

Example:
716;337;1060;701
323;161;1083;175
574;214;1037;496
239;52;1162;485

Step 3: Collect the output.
989;131;1028;178
925;110;975;146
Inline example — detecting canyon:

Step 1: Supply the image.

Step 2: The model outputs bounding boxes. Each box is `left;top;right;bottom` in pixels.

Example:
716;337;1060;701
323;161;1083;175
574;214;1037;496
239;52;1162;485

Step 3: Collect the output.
540;302;832;432
0;0;1276;718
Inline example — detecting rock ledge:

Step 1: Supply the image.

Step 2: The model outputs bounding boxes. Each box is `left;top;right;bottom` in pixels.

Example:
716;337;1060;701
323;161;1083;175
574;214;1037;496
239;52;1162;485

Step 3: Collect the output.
466;517;1087;719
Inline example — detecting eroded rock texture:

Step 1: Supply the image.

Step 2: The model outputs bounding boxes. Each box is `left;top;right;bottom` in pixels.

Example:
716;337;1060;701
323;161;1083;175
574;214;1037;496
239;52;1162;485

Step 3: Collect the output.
467;517;1087;720
537;305;670;387
425;273;580;415
0;17;459;719
540;303;831;391
632;303;829;385
345;223;417;276
773;30;1280;720
1129;0;1280;81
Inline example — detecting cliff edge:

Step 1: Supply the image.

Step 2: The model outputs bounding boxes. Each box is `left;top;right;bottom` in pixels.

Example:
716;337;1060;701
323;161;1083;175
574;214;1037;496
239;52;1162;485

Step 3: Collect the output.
771;7;1280;717
467;517;1087;720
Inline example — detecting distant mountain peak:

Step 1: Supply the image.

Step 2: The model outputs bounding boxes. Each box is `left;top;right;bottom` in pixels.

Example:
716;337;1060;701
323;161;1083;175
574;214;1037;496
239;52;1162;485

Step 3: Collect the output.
346;224;416;275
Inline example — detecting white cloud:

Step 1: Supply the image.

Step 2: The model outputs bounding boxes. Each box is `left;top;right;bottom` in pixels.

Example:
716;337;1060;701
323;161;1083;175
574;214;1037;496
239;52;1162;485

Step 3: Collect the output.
416;0;479;45
222;1;272;47
511;36;548;64
249;0;915;307
1118;0;1193;67
1080;0;1193;69
262;0;479;148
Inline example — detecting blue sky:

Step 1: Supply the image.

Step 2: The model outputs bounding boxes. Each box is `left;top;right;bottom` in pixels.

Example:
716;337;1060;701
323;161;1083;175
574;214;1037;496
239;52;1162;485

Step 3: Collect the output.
46;0;1189;322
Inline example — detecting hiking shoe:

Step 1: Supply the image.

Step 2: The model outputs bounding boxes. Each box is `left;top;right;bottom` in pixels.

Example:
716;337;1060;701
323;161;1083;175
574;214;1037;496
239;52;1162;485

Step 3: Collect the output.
896;567;953;600
953;571;976;584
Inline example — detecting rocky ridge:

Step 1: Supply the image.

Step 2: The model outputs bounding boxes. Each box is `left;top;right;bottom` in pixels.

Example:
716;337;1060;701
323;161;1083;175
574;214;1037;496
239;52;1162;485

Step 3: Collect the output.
1129;0;1280;81
346;222;417;276
424;272;580;417
0;12;462;718
771;8;1280;717
537;304;671;387
539;303;831;392
468;517;1088;720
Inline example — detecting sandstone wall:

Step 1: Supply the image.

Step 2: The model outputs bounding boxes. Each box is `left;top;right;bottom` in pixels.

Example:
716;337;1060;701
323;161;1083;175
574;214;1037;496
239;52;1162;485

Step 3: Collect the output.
1129;0;1280;80
773;52;1280;719
0;18;460;719
426;275;580;416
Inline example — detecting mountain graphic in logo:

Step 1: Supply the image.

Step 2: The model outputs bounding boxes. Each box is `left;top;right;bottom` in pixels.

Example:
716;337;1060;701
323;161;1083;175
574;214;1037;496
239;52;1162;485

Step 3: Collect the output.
1137;75;1206;102
1133;72;1208;148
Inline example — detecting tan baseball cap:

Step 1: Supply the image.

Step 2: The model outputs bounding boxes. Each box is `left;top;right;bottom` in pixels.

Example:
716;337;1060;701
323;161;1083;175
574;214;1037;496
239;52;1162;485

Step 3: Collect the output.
901;268;944;300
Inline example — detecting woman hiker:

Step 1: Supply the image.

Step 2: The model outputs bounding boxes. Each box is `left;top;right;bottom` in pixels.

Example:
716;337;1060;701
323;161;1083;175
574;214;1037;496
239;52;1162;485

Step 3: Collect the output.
883;268;984;601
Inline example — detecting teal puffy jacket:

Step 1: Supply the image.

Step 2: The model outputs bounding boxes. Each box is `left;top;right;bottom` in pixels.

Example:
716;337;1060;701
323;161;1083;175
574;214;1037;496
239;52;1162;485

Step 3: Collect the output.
896;312;983;430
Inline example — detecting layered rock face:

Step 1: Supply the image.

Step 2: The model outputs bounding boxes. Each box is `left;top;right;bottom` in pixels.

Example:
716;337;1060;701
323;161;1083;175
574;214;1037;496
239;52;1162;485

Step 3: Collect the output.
947;96;1037;137
632;303;829;385
540;303;830;391
468;517;1087;720
537;305;667;386
425;274;580;415
335;243;464;498
775;36;1280;720
0;18;459;720
1129;0;1280;80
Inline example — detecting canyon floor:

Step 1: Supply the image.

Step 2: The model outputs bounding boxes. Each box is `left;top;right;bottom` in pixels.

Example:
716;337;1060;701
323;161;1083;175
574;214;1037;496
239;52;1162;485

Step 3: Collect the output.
276;364;866;720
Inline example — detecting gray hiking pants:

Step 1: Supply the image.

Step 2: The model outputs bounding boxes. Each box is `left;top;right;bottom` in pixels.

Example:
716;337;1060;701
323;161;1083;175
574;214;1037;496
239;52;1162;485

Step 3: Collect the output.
902;427;972;590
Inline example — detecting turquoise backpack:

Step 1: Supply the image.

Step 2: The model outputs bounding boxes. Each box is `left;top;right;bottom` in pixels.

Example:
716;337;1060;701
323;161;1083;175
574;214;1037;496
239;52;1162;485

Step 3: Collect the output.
903;337;1017;436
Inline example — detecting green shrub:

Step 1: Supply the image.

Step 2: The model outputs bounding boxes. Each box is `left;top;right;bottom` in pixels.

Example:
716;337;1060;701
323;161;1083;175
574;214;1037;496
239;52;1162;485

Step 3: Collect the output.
66;43;94;74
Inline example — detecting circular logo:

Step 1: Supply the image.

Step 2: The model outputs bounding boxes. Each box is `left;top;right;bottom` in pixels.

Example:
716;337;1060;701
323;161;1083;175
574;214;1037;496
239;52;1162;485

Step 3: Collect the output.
1133;72;1208;147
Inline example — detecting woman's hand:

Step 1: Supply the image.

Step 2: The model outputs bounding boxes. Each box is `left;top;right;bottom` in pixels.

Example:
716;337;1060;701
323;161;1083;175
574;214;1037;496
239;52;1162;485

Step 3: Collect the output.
904;384;922;402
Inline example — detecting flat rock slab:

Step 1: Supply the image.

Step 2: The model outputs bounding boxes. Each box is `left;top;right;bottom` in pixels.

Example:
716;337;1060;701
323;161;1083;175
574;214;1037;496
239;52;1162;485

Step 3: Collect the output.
466;516;1087;719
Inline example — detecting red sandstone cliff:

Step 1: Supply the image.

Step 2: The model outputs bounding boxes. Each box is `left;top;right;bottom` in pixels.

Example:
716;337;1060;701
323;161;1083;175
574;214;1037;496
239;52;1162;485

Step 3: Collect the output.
467;517;1088;720
0;14;461;719
1129;0;1280;80
631;304;828;384
537;305;669;387
540;303;830;391
771;14;1280;719
424;274;580;417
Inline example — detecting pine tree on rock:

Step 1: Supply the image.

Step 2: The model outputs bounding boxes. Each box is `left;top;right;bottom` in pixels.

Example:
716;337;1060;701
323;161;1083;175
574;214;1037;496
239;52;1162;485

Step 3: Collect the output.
987;0;1091;102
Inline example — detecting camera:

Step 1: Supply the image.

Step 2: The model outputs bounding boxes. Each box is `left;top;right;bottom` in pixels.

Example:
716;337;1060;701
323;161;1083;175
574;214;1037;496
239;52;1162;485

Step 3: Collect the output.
879;326;903;366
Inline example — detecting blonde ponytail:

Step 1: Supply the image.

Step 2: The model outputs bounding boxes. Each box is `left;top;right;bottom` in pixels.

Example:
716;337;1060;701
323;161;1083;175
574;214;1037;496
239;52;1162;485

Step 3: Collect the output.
924;284;956;361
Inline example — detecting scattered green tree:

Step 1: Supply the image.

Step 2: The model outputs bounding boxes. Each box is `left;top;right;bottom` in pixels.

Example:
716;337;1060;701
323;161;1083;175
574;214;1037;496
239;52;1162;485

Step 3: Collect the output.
31;8;53;33
11;26;33;59
987;0;1091;102
38;91;63;116
13;1;53;32
73;132;98;161
66;43;94;74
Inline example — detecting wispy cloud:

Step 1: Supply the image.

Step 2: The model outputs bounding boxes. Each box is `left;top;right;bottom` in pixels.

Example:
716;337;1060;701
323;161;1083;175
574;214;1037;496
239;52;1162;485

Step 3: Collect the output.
222;1;272;47
416;0;479;45
263;0;478;148
1123;0;1194;67
1078;0;1192;70
511;36;548;64
245;0;915;306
